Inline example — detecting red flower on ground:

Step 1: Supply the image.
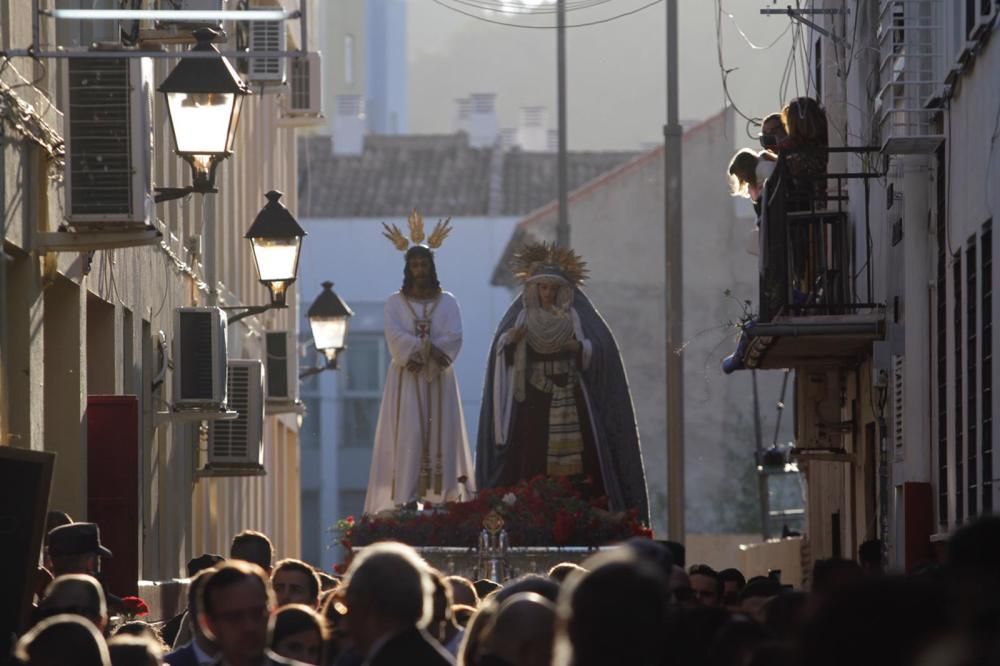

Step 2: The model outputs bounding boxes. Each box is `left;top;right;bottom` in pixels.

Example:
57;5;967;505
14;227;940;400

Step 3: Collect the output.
121;596;149;617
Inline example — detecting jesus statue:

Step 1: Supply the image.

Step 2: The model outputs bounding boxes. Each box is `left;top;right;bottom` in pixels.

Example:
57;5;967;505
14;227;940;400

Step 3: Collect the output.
363;212;475;514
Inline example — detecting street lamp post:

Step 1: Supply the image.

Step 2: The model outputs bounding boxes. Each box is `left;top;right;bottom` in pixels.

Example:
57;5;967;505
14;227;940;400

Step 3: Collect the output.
226;191;307;324
157;26;250;306
301;282;354;377
245;191;307;308
156;28;251;199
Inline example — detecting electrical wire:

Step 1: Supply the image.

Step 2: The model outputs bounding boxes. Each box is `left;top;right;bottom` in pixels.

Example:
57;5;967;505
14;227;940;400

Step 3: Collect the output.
713;0;783;132
446;0;615;14
429;0;663;28
720;5;792;51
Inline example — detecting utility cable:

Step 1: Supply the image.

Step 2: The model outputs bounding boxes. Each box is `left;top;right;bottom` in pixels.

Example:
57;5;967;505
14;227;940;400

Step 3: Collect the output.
429;0;663;28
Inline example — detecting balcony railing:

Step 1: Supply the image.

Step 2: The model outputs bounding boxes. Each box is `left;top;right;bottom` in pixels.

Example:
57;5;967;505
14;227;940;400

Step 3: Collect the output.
877;0;945;154
723;148;886;373
758;148;881;323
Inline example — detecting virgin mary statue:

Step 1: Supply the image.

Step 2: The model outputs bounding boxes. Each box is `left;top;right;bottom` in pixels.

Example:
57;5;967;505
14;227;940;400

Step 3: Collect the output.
476;243;648;521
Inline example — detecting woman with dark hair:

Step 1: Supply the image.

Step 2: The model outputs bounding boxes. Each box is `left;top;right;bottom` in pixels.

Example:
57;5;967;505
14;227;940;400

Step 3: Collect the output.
269;604;327;665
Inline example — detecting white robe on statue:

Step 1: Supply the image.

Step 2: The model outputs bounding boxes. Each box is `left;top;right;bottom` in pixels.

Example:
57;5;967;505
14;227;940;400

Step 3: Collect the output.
364;291;476;514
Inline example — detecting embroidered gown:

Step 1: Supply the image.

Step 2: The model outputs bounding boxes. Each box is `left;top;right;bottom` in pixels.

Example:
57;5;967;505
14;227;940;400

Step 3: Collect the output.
491;307;605;496
364;291;476;514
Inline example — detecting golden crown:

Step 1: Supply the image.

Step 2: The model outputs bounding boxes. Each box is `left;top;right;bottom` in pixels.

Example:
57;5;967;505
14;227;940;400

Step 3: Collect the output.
511;241;588;286
382;209;453;252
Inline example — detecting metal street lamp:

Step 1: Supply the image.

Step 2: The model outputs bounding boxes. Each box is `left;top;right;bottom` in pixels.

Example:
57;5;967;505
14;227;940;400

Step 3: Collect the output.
225;191;306;324
157;27;250;196
245;191;306;308
302;282;353;376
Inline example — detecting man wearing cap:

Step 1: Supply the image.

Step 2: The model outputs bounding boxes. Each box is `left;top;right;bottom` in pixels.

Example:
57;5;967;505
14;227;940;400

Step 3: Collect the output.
46;522;125;615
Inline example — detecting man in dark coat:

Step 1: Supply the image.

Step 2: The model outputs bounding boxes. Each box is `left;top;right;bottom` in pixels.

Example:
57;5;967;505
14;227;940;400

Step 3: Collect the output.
342;542;454;666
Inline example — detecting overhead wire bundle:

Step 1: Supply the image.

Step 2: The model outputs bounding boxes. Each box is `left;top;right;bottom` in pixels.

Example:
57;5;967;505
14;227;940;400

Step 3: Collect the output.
429;0;665;29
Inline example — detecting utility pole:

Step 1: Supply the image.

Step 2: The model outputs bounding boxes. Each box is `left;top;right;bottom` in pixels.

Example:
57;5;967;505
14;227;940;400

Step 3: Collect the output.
555;0;569;248
752;370;770;540
664;0;684;544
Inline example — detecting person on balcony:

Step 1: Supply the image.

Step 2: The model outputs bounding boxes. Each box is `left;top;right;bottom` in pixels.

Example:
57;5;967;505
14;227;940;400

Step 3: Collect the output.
476;242;649;523
758;112;788;153
775;96;829;209
728;149;777;212
728;148;777;256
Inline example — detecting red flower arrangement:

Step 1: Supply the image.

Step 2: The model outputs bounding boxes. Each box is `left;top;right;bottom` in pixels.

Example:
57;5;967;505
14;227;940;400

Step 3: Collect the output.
334;475;651;556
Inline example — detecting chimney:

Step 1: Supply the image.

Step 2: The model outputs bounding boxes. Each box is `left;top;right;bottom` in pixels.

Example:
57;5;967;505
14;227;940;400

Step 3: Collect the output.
333;94;365;156
499;128;518;150
517;106;547;151
454;97;472;134
468;93;498;148
547;129;559;152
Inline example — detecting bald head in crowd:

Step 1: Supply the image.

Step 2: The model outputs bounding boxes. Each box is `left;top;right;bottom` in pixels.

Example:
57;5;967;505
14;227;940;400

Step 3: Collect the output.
554;550;670;666
343;542;432;650
342;542;453;666
16;614;110;666
38;574;108;633
481;592;556;666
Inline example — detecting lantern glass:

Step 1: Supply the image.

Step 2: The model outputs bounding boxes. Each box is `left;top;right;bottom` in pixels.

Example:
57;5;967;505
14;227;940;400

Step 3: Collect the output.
164;91;237;158
310;316;348;353
250;237;302;283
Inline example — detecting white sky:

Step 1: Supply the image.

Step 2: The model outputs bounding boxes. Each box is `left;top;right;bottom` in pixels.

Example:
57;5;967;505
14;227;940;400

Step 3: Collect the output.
408;0;813;150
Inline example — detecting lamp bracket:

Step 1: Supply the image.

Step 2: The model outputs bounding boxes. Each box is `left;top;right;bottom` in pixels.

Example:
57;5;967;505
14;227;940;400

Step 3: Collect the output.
299;356;338;379
155;186;217;203
34;227;162;252
223;303;286;325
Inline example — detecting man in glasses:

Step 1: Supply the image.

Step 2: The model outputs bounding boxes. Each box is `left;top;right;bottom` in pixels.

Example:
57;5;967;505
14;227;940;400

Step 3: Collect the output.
198;560;301;666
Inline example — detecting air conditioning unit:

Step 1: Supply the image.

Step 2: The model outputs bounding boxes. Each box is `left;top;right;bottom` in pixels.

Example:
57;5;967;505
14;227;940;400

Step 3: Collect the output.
248;8;286;85
153;0;224;36
173;307;229;410
206;360;265;473
63;56;154;229
264;331;300;404
278;52;324;126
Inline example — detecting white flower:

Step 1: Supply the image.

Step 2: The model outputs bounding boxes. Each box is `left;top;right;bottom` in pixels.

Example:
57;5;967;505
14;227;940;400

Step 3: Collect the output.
502;492;517;507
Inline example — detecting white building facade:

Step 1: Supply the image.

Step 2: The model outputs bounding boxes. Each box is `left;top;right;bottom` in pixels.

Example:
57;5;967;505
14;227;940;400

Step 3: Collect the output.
729;1;1000;576
1;1;319;615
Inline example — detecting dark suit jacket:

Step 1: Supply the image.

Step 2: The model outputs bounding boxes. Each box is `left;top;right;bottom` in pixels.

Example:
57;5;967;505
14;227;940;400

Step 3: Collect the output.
368;627;455;666
164;642;200;666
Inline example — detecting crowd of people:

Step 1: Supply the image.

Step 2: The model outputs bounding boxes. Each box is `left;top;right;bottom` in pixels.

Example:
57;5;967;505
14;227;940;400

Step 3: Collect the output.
12;512;1000;665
